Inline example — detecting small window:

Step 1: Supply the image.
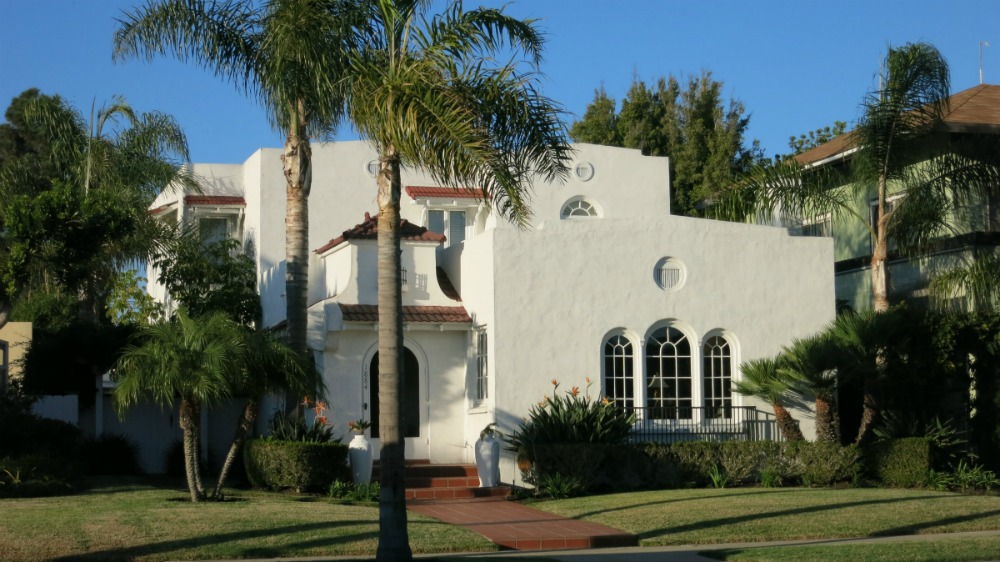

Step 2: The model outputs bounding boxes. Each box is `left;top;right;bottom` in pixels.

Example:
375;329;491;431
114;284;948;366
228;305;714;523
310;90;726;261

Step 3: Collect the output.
870;195;904;253
198;217;230;245
560;197;600;219
603;335;634;410
653;257;685;291
703;336;733;419
801;214;832;237
426;209;466;246
475;329;488;402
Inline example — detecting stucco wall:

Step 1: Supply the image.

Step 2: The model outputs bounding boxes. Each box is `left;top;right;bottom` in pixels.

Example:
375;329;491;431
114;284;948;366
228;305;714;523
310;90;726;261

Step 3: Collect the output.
482;215;834;476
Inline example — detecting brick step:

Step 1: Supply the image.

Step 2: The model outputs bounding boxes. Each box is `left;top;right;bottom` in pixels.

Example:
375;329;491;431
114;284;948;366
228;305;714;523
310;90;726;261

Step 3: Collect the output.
372;462;479;481
405;476;481;488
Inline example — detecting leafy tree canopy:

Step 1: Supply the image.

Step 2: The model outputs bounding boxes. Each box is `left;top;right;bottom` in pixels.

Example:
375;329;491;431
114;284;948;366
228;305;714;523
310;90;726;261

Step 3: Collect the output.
787;121;847;155
570;71;762;216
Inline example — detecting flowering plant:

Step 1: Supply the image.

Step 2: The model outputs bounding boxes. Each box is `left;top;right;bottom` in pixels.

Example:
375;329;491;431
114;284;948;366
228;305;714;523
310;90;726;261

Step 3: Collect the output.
348;419;371;433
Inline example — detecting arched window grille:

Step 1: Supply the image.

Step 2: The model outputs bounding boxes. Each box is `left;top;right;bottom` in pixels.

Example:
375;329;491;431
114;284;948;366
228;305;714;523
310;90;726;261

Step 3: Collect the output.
603;335;634;409
645;327;692;419
703;335;733;419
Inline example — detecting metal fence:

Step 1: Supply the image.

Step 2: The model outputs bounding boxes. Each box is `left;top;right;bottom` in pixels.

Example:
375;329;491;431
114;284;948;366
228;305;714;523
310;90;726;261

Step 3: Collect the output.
621;406;782;444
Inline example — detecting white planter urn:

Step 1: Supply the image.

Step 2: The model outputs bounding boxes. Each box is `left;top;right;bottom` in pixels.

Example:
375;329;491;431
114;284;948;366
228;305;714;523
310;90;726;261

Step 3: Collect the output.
348;432;373;485
475;434;501;487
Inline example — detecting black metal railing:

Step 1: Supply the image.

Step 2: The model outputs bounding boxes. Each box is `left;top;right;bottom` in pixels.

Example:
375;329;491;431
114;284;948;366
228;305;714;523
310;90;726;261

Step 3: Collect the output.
620;406;781;444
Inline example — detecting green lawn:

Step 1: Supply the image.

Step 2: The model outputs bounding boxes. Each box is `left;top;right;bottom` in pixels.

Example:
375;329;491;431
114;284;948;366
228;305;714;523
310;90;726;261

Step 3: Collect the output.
531;487;1000;546
5;480;1000;561
0;478;497;561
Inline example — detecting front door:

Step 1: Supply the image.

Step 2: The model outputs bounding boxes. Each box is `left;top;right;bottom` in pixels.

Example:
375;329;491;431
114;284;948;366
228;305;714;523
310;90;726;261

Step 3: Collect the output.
368;348;427;459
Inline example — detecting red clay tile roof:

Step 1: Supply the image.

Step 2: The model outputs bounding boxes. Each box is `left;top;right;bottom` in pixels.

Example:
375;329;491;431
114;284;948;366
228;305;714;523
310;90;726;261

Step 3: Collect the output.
795;84;1000;165
338;304;471;323
184;195;246;206
405;186;481;200
315;212;446;254
148;204;172;215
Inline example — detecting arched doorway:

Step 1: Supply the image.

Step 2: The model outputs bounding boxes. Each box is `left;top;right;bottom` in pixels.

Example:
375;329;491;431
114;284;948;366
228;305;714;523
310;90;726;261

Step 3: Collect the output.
368;348;421;438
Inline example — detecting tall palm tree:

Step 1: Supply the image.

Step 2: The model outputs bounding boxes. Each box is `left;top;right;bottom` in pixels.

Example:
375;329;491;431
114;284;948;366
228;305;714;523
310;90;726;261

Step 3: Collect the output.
779;334;841;443
733;357;805;441
714;42;1000;313
211;327;323;499
114;0;362;368
342;2;571;558
930;254;1000;313
0;93;192;331
113;309;245;502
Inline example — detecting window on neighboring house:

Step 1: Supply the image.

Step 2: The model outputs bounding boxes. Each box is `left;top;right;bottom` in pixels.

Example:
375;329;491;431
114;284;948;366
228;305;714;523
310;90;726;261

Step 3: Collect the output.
426;209;466;246
560;197;600;219
869;195;904;253
802;213;832;237
475;328;488;402
603;334;634;410
645;327;692;419
198;217;231;245
703;336;733;419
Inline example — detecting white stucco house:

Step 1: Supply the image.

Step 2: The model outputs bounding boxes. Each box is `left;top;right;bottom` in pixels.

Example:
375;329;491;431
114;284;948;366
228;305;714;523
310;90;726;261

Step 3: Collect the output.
145;141;835;478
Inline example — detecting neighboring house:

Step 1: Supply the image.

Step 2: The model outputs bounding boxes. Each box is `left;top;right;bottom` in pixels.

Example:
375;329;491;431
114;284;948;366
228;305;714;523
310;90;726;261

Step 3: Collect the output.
0;321;31;392
145;142;835;476
791;84;1000;310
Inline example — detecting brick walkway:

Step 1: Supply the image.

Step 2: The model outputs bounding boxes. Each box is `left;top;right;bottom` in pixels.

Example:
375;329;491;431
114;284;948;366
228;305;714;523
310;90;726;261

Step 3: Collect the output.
408;496;638;551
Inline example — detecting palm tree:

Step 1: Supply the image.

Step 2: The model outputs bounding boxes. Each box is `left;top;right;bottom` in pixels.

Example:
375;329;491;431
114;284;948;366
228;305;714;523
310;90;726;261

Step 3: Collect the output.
113;309;245;502
0;92;192;331
828;308;907;444
734;357;805;441
930;254;1000;313
342;2;571;558
211;327;323;499
114;0;362;369
715;42;1000;313
779;334;841;443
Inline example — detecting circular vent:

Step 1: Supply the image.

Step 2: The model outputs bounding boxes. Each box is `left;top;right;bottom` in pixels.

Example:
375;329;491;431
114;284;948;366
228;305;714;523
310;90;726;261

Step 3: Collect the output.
653;257;686;291
365;160;380;177
574;161;595;181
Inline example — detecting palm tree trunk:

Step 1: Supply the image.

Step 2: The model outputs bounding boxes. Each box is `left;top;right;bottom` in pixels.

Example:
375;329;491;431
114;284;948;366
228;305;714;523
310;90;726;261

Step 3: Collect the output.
282;102;312;414
772;404;804;441
375;145;413;561
814;396;839;443
179;398;204;502
857;180;891;445
212;398;258;500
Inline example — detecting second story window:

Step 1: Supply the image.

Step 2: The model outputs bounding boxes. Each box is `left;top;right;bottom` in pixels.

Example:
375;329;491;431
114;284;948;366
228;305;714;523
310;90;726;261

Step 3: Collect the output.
801;213;832;237
427;210;466;246
198;216;233;245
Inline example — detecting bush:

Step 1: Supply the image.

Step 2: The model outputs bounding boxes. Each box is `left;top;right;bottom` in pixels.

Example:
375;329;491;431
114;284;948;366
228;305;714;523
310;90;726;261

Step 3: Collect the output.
671;442;721;486
83;434;143;476
244;439;349;493
786;441;862;486
0;453;77;498
720;441;783;485
866;437;931;487
328;480;379;502
530;443;609;490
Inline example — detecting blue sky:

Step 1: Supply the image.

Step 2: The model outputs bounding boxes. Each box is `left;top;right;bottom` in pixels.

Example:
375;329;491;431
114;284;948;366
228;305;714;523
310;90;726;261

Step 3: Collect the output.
1;0;997;164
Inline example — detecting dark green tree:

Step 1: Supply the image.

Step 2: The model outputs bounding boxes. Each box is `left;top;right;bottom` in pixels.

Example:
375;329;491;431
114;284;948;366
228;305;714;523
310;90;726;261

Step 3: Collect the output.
570;71;760;216
788;121;847;155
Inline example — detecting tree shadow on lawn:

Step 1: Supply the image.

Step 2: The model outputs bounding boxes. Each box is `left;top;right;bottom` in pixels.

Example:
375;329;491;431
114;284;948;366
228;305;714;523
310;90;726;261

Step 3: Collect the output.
563;488;801;519
50;520;378;562
637;494;980;542
873;509;1000;537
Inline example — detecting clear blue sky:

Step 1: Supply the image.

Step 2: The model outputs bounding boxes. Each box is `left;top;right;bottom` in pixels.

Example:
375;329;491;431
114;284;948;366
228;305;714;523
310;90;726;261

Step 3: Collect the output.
2;0;997;163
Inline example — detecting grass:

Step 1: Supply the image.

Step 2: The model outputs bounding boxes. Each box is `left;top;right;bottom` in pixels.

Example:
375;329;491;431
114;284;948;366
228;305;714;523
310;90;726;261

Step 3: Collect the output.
703;535;1000;561
0;477;497;561
530;487;1000;546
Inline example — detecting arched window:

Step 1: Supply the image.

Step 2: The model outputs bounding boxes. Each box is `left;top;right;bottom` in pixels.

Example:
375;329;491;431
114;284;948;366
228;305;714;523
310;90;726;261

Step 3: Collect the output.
703;335;733;419
645;327;692;419
560;197;600;219
603;335;634;409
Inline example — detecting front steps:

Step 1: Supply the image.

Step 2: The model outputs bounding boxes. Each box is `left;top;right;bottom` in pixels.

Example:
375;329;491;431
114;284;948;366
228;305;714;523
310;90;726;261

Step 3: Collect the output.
373;461;511;501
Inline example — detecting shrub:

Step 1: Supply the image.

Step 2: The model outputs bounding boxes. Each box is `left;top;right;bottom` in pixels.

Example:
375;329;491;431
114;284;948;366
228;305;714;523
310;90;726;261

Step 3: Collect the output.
719;441;783;485
538;472;585;498
244;439;349;493
328;480;379;502
0;453;77;498
786;441;862;486
866;437;931;487
671;441;721;486
83;434;143;475
267;410;338;443
507;379;635;489
759;467;783;487
953;459;999;493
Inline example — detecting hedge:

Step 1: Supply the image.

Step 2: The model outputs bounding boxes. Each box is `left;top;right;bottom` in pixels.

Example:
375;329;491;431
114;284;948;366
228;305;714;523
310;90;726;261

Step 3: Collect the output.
866;437;932;488
243;439;349;493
